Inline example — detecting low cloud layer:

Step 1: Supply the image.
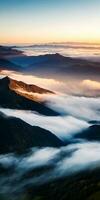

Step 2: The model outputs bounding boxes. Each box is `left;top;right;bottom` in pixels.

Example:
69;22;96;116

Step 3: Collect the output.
0;84;100;197
0;141;100;195
0;71;100;96
82;79;100;90
45;94;100;121
0;108;89;140
0;93;100;140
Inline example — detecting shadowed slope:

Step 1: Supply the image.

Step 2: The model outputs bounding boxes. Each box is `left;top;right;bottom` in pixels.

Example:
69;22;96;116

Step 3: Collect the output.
0;112;64;154
74;125;100;141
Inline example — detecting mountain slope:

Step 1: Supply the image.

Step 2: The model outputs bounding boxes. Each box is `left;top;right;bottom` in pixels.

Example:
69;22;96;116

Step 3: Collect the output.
74;125;100;141
0;45;23;71
0;58;20;71
0;112;64;154
9;76;54;94
0;77;58;116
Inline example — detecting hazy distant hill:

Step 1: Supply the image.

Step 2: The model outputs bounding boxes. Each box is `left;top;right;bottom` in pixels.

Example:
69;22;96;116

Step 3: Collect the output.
0;57;20;71
0;45;22;57
0;45;100;79
0;45;23;71
9;53;100;79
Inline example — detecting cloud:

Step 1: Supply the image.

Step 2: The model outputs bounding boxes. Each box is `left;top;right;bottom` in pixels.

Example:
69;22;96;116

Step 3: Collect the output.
0;141;100;194
0;70;64;92
0;108;89;140
82;79;100;90
56;142;100;176
0;71;100;97
0;84;100;194
45;94;100;121
15;142;100;175
0;92;100;140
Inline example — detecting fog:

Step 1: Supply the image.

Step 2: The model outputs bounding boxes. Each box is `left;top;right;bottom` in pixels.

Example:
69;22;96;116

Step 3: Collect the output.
0;108;89;140
0;71;100;96
0;141;100;195
45;94;100;121
0;92;100;140
16;43;100;61
0;72;100;197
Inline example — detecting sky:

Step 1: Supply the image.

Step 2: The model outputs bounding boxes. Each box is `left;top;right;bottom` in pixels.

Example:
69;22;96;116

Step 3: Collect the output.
0;0;100;44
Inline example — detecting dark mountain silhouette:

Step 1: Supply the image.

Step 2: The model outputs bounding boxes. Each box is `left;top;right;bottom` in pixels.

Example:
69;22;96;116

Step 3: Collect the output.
0;77;58;116
75;125;100;141
89;120;100;125
0;112;63;154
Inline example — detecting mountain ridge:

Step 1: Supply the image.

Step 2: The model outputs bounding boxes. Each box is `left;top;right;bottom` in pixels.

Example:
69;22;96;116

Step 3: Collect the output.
0;112;64;154
8;53;100;79
2;76;54;95
0;76;58;116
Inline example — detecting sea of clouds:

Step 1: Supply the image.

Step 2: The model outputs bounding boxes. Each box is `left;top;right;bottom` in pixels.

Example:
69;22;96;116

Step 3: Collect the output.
0;90;100;196
0;142;100;195
0;94;99;139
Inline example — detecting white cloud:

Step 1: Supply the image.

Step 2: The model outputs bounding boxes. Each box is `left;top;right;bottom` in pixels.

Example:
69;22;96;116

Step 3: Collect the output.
45;94;100;121
1;142;100;188
82;79;100;90
0;108;89;140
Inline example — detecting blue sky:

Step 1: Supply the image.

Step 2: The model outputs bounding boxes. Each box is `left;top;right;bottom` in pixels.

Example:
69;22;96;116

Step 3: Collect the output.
0;0;100;44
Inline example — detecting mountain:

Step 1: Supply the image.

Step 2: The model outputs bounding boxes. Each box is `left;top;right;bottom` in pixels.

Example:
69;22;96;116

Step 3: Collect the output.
0;112;63;154
9;53;70;67
0;45;22;57
0;45;23;71
89;120;100;125
0;57;20;71
74;125;100;141
0;77;58;116
9;76;54;94
1;45;99;79
9;53;100;79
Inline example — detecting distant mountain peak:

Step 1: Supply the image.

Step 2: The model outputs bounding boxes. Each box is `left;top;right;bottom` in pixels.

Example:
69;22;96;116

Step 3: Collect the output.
52;53;64;57
44;53;65;59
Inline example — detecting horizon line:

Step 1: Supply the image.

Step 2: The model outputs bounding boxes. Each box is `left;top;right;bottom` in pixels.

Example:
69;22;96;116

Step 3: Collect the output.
1;41;100;46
